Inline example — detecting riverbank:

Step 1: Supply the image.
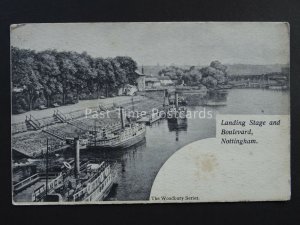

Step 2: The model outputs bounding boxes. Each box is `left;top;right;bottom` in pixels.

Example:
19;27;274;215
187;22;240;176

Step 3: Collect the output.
12;94;165;158
12;96;144;124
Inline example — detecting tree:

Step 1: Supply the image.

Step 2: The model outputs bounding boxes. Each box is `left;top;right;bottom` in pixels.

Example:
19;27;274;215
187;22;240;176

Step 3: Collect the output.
11;47;43;110
11;48;141;113
187;66;202;85
111;58;127;88
115;56;138;85
71;52;96;101
94;57;106;98
55;51;77;104
200;60;228;86
35;50;60;107
201;76;218;88
158;66;186;84
102;58;116;97
210;60;227;74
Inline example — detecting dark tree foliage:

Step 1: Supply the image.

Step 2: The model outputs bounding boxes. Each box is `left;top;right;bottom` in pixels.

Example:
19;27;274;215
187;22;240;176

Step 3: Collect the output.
200;60;228;88
11;47;138;113
158;66;186;84
158;61;228;88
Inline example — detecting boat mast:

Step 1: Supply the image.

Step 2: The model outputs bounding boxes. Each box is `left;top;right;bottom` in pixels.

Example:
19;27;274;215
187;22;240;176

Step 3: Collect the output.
45;138;49;196
120;107;125;129
131;96;134;112
94;120;96;146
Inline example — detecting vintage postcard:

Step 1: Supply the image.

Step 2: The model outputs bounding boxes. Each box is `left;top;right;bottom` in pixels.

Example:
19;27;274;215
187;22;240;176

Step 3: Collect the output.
11;22;290;204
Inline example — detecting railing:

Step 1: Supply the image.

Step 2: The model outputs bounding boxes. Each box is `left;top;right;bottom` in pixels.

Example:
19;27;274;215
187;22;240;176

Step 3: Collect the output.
73;162;107;201
73;187;88;201
25;114;41;129
54;109;69;122
42;128;65;140
37;116;57;127
32;173;63;202
98;104;105;111
38;172;62;179
30;114;41;126
13;173;39;192
102;122;121;132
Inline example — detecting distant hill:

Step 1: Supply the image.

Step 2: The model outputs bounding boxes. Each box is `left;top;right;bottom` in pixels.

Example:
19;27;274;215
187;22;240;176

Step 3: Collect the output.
139;64;289;76
225;64;288;75
138;65;197;76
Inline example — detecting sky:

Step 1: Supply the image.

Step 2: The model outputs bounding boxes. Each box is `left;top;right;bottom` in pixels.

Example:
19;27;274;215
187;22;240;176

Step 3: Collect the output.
11;22;289;66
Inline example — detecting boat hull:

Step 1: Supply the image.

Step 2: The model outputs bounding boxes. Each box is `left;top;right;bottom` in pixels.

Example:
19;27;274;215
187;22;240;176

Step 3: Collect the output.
167;117;187;123
84;174;114;201
89;129;146;149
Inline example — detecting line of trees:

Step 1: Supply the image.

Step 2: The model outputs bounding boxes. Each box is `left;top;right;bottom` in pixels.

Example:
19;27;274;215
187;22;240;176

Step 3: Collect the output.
228;72;289;81
158;60;228;88
11;47;138;113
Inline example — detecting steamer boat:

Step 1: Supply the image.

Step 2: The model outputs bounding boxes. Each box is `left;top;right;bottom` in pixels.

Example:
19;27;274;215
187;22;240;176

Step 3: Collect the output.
14;138;116;203
90;107;146;149
167;92;187;123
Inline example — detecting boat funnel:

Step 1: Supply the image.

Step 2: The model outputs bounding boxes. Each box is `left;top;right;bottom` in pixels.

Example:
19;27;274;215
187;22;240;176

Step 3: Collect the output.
175;92;179;109
120;107;125;129
74;137;80;178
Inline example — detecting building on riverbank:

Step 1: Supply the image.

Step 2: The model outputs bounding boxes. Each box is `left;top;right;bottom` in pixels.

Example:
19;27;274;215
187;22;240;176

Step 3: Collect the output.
135;70;146;91
157;76;174;86
228;71;290;89
145;76;161;88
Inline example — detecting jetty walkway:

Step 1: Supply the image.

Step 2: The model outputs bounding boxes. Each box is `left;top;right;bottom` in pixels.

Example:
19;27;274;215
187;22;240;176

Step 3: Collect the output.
11;94;165;158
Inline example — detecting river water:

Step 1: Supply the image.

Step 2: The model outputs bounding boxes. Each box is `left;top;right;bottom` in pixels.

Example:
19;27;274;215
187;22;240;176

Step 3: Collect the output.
14;89;290;201
85;89;289;201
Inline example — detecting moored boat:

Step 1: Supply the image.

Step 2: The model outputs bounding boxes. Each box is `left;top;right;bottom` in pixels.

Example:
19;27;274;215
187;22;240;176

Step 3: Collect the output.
66;137;89;149
31;160;115;202
167;92;187;123
14;138;116;203
89;107;146;149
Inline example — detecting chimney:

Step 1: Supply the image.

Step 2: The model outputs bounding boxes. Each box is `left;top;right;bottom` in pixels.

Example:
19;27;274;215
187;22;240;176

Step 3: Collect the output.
120;107;125;129
74;137;80;178
142;65;144;74
175;92;179;109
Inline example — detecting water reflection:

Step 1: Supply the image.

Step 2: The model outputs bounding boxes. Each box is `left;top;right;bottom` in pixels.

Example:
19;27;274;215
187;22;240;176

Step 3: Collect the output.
168;119;188;141
204;90;229;106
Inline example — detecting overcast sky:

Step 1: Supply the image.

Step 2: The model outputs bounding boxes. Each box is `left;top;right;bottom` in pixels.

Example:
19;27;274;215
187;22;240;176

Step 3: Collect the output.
11;22;289;66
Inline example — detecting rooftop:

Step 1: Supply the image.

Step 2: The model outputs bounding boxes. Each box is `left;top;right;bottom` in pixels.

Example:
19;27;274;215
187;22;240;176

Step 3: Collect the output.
134;70;145;76
157;76;172;81
145;76;160;82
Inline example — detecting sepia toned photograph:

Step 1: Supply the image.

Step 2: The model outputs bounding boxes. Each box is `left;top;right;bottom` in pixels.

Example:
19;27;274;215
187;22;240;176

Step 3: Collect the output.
11;22;290;204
